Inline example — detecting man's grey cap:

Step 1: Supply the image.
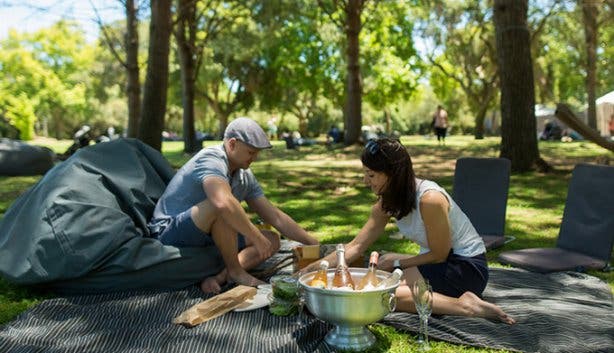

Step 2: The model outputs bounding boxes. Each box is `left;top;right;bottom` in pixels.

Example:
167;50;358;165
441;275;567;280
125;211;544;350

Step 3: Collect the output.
224;117;272;149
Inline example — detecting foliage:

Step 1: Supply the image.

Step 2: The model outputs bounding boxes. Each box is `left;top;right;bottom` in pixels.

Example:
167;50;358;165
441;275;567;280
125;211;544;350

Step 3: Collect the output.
0;21;109;139
362;1;420;111
415;0;499;138
1;0;612;145
530;0;614;108
0;93;37;140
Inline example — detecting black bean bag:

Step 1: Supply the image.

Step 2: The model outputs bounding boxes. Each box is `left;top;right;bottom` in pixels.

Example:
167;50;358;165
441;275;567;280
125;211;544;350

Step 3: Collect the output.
0;138;55;176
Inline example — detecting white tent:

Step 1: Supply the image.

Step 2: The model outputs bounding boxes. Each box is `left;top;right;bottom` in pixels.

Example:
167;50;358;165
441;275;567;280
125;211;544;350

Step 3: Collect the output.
596;90;614;137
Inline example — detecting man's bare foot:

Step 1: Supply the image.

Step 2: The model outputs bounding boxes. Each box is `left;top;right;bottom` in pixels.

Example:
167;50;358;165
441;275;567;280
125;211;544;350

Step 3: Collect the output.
459;292;516;325
228;269;266;287
200;270;228;294
200;276;224;294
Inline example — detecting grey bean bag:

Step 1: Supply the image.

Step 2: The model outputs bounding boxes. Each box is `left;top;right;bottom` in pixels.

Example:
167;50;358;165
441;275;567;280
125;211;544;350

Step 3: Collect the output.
0;138;223;294
0;138;55;176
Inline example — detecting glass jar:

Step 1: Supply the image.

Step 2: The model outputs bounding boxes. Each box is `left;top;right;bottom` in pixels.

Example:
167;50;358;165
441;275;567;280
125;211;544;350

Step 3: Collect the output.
269;275;299;316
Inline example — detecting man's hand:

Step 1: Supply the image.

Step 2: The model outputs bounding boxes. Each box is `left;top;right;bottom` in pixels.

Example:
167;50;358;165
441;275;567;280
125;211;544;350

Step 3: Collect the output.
252;232;274;261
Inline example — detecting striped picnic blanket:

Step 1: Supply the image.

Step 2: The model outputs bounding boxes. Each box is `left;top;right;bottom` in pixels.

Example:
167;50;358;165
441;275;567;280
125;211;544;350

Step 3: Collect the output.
0;268;612;352
383;268;614;353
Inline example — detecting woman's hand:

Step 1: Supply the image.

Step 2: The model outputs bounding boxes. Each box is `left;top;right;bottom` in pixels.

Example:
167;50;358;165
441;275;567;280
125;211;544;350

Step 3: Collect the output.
378;253;406;272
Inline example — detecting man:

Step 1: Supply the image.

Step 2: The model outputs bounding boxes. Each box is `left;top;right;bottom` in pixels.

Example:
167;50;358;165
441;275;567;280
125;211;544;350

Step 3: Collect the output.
148;117;319;293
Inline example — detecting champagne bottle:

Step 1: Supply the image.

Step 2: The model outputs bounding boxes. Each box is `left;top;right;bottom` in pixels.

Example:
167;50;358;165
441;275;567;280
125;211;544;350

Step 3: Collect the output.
378;268;403;288
332;244;355;289
357;251;380;290
308;260;329;288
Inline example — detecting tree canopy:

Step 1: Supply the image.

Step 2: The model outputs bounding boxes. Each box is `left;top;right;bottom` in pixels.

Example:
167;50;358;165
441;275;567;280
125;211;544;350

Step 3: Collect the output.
1;0;612;170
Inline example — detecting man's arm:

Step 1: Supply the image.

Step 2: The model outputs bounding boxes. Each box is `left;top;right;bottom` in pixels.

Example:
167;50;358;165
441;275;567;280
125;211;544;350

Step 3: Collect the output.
247;196;319;245
203;177;273;260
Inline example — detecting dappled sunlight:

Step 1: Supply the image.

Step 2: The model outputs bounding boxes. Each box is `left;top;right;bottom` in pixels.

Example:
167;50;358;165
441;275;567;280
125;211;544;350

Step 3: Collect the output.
0;176;40;219
1;137;610;297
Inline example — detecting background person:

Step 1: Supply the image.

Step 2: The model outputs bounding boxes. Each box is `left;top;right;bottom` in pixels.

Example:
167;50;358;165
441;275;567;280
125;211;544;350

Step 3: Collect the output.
148;117;319;293
432;105;449;145
326;125;342;145
267;116;278;140
301;138;514;324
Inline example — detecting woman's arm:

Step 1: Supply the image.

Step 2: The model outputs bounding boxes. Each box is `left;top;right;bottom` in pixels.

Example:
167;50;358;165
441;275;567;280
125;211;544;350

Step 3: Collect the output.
381;190;452;270
300;199;389;273
247;196;319;245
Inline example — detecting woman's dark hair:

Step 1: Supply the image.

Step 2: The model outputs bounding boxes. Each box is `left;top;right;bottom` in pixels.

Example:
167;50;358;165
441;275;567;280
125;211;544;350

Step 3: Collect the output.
361;138;416;219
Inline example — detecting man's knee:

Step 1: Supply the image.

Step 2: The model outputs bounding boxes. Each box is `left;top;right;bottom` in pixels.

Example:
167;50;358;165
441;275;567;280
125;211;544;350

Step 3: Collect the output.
191;199;221;232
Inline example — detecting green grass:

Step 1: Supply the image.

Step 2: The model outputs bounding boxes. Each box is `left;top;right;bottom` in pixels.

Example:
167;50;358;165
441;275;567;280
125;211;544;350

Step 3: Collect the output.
1;135;612;352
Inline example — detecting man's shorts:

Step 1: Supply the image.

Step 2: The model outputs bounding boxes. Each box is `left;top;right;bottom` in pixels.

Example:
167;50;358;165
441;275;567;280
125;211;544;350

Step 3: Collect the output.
418;251;488;298
155;209;246;250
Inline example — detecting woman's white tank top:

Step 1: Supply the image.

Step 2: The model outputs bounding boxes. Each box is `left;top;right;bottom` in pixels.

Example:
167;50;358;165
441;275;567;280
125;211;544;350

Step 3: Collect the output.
395;179;486;257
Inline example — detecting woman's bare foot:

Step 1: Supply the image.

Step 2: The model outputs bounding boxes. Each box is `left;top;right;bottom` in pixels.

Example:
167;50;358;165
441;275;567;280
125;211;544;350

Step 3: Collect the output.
459;292;516;325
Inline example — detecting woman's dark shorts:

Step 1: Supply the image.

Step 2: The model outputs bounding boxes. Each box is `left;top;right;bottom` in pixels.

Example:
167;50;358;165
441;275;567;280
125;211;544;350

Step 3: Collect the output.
155;209;246;250
435;127;447;139
418;251;488;298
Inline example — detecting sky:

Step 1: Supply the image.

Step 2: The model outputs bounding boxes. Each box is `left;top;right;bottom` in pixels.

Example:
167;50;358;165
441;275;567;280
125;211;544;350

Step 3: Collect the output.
0;0;124;42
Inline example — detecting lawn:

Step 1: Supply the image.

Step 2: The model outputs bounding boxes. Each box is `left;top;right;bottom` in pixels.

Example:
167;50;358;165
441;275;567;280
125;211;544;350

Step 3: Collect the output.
0;135;612;352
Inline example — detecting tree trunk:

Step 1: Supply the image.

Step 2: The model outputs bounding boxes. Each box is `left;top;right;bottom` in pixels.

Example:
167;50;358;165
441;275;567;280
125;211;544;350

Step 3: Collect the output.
138;0;173;151
581;0;599;129
125;0;141;138
472;87;495;140
217;114;229;139
205;96;230;139
494;0;544;172
343;0;363;145
384;109;391;134
474;105;487;140
175;0;199;154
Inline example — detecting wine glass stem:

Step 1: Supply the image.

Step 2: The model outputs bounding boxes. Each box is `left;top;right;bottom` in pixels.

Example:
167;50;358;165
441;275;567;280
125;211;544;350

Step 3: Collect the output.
295;299;304;326
422;316;429;347
418;314;425;343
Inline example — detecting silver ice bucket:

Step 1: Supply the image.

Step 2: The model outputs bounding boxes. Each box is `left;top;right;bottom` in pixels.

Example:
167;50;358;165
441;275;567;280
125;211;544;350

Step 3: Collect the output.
298;268;399;351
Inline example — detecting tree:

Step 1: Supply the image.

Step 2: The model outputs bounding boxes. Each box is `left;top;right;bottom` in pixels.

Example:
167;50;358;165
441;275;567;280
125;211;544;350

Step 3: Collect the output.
93;0;143;138
138;0;173;151
361;1;418;134
530;0;613;111
318;0;372;145
0;22;93;139
125;0;143;138
417;0;499;139
173;0;247;153
254;1;342;136
580;0;600;129
192;2;265;137
493;0;546;172
174;0;199;153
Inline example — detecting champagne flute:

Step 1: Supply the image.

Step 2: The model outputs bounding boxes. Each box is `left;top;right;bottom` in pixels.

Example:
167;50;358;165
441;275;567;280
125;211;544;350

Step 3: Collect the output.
411;279;433;351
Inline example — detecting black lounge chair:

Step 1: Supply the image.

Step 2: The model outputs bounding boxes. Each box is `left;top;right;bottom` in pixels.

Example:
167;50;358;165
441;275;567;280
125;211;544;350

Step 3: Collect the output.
452;157;514;250
498;163;614;273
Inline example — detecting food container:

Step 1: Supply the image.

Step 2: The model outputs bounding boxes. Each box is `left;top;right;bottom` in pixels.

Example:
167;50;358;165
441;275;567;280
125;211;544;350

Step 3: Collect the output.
298;268;399;351
269;275;299;316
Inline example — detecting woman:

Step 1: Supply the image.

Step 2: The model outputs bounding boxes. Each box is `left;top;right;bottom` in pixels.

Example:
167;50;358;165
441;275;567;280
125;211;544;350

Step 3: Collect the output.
303;138;514;324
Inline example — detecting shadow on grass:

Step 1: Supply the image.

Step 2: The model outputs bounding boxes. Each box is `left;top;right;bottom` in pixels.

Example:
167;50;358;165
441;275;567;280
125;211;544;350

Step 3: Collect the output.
0;278;51;324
